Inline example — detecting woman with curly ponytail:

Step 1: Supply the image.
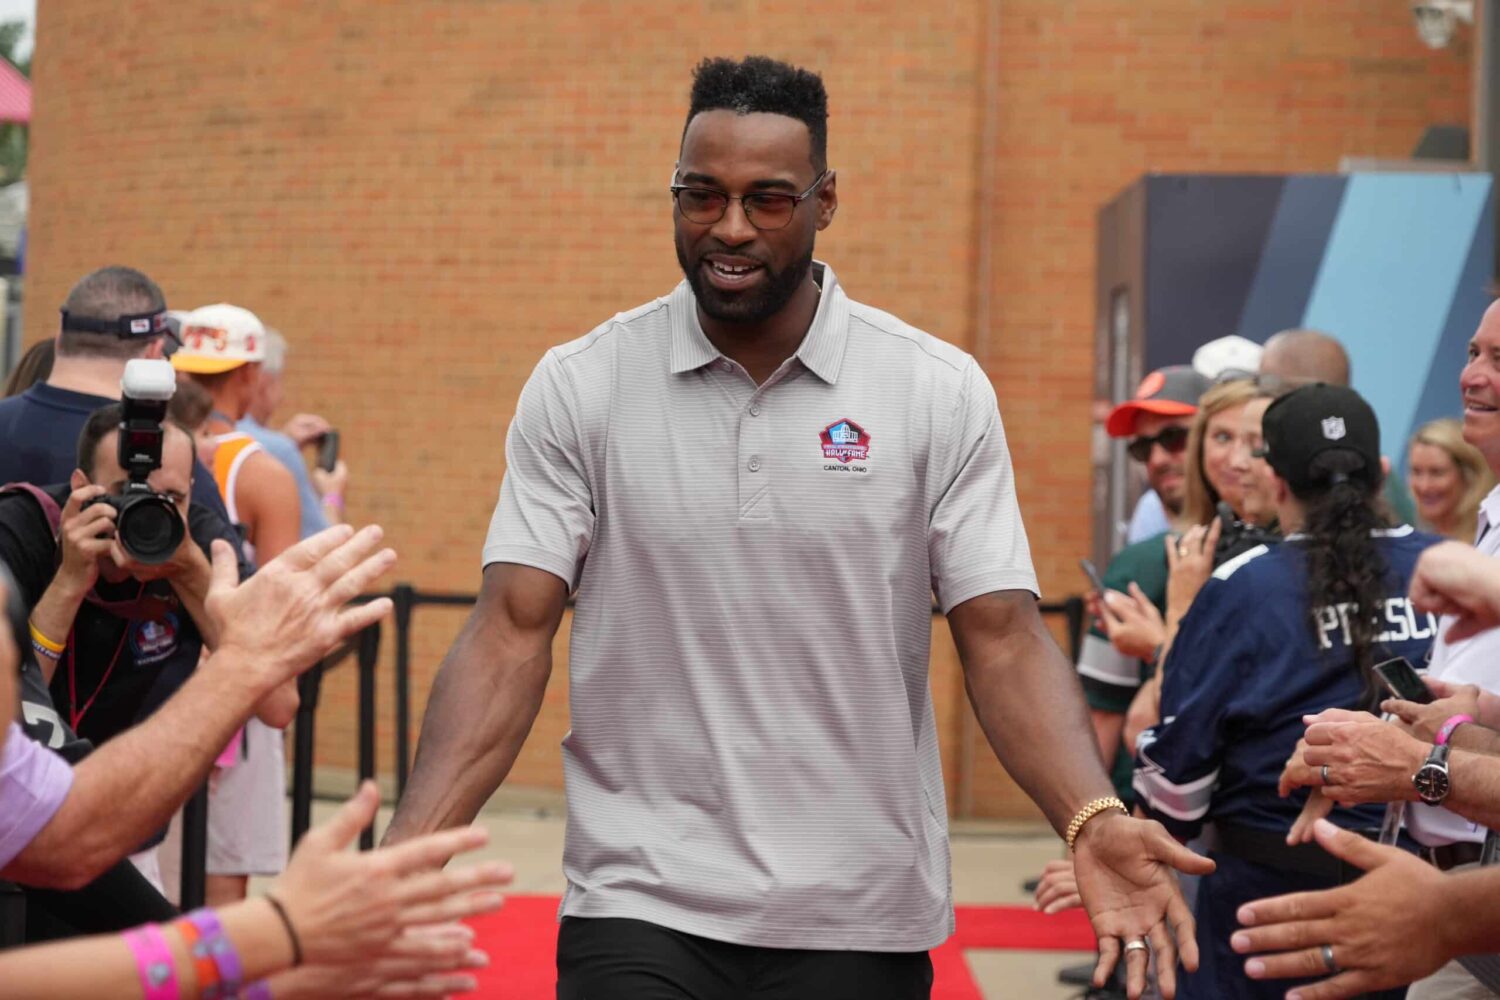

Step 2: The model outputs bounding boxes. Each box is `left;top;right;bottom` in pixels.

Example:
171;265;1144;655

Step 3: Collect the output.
1297;448;1392;700
1131;385;1441;1000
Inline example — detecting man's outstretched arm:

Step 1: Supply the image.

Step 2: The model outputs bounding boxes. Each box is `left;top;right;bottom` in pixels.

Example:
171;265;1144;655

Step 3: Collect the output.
3;525;396;889
949;590;1213;1000
382;562;567;843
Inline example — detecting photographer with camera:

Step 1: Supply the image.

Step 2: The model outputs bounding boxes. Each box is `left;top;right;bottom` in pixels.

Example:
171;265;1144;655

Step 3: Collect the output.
0;371;295;934
0;528;518;998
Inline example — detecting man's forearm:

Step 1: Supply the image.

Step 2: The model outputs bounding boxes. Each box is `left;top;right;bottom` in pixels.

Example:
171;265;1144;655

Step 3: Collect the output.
29;576;89;682
951;594;1116;834
1440;750;1500;829
382;615;554;844
1436;866;1500;959
171;549;219;649
1451;723;1500;759
2;654;268;888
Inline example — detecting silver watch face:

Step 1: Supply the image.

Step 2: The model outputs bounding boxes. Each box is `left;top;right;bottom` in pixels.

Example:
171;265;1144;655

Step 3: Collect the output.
1415;763;1451;804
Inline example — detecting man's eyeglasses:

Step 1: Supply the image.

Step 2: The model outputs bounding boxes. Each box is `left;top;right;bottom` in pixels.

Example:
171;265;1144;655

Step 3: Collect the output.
1127;425;1190;462
670;170;830;231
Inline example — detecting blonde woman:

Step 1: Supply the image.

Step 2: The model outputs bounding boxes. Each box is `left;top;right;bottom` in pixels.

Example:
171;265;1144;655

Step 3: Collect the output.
1408;418;1494;542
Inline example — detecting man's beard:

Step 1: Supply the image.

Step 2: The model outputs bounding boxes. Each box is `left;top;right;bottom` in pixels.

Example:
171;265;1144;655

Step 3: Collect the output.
676;234;815;325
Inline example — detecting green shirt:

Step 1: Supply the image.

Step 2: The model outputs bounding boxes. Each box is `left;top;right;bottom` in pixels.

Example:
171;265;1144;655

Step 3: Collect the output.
1077;532;1170;801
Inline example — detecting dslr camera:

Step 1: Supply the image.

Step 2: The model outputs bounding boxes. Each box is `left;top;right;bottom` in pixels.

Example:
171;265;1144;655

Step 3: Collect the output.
83;359;184;564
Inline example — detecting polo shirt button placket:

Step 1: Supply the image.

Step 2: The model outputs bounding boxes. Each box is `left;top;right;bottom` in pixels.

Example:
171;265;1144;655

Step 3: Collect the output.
748;456;761;472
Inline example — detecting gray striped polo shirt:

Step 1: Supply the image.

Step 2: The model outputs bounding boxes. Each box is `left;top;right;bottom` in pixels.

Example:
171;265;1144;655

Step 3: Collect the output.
483;262;1038;951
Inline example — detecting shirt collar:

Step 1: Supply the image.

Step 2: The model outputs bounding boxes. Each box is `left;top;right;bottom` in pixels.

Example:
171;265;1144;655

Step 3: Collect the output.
1478;485;1500;546
668;260;851;384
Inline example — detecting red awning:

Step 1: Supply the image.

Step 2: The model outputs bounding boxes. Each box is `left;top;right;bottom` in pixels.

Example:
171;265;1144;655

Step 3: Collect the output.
0;60;31;124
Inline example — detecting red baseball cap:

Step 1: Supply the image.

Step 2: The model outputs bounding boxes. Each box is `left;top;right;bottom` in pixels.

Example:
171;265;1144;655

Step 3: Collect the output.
1105;366;1211;438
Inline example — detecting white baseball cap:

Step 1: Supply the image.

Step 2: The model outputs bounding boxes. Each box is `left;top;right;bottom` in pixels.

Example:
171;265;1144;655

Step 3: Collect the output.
1192;334;1263;380
170;303;267;375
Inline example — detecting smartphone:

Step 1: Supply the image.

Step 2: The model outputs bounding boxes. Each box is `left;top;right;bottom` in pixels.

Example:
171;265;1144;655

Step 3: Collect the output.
317;430;340;473
1079;558;1106;594
1373;656;1435;704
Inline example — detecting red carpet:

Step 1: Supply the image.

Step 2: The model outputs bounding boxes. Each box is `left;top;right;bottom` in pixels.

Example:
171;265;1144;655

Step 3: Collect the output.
466;896;1096;999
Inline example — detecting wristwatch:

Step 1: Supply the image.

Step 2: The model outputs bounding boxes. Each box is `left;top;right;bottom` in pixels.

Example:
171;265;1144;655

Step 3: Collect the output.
1413;744;1452;806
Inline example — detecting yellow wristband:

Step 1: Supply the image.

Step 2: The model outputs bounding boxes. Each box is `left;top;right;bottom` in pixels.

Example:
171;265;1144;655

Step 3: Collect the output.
28;621;64;654
1066;796;1128;852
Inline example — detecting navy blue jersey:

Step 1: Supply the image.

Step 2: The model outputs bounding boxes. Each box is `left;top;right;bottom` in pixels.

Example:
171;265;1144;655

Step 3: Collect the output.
1134;526;1441;840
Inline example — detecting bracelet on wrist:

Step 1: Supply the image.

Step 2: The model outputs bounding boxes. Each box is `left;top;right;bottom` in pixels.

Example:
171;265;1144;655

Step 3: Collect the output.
123;923;180;1000
28;621;64;654
175;908;245;998
1436;713;1475;748
1066;796;1129;852
321;492;345;512
263;893;304;967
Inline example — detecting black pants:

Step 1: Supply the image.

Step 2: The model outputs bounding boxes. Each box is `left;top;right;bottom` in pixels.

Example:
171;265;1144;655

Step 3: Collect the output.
17;861;178;946
556;917;933;1000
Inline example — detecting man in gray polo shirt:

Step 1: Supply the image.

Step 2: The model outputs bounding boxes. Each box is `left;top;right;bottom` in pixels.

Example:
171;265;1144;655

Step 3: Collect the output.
386;55;1211;1000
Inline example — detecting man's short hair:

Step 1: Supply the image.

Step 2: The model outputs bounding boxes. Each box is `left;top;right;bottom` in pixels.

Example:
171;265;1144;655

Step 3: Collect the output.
77;403;191;479
1259;329;1351;387
57;267;167;362
685;56;829;172
167;375;213;432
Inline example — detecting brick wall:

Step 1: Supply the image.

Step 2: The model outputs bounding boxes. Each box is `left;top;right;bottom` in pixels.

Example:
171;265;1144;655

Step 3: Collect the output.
27;1;1470;818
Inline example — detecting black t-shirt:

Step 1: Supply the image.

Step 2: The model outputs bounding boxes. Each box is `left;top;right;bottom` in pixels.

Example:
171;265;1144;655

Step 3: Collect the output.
0;484;226;749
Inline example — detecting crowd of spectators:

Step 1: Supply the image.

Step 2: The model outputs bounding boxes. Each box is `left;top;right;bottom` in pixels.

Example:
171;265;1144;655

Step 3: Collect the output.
1043;307;1500;1000
0;265;515;997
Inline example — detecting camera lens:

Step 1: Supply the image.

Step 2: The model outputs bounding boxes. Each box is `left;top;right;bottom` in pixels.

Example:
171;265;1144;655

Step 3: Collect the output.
116;494;184;565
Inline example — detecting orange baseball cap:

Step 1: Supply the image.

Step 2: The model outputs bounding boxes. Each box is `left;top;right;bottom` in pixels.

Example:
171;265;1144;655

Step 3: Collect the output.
1105;366;1210;438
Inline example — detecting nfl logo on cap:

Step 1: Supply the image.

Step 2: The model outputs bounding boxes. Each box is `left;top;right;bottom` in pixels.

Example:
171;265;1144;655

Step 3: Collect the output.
1321;416;1347;441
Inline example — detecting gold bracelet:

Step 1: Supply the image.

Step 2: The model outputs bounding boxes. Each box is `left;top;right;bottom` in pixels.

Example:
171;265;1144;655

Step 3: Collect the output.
28;621;64;654
1065;796;1128;852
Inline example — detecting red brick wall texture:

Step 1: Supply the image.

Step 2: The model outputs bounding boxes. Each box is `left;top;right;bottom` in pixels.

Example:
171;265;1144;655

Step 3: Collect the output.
27;2;1471;818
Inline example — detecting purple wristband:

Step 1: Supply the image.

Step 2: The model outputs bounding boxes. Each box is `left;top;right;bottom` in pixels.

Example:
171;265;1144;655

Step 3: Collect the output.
124;924;179;1000
184;908;245;997
243;980;274;1000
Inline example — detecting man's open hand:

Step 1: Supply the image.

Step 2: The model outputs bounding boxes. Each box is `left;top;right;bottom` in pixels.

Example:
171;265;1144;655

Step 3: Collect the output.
207;524;396;685
1233;819;1449;999
1073;811;1215;999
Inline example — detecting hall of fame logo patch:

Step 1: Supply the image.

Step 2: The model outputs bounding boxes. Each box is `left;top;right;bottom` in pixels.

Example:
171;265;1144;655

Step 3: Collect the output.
820;418;871;469
131;613;180;666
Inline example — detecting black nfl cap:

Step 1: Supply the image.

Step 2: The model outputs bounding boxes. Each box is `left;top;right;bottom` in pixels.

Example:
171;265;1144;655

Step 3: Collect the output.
1260;383;1381;491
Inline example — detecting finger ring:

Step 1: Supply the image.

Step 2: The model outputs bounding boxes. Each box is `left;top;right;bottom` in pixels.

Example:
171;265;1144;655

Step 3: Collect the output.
1321;764;1330;785
1123;939;1149;955
1321;943;1339;973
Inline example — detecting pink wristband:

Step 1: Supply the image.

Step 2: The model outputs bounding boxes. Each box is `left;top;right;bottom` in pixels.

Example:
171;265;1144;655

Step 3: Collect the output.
1436;713;1475;747
124;923;180;1000
322;492;344;511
